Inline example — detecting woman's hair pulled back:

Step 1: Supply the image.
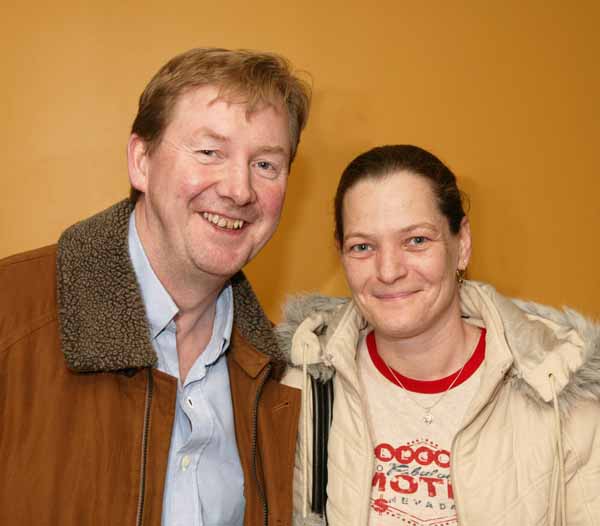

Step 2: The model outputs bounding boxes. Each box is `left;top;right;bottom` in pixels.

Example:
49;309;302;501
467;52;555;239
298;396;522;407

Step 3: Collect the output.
334;145;466;246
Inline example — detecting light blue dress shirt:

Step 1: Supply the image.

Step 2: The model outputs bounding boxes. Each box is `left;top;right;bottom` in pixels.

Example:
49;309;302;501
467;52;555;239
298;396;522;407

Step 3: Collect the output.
128;213;245;526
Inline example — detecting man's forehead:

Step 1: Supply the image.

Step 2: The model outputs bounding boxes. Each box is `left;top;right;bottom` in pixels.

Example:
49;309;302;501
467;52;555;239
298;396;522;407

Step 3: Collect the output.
174;84;284;114
168;85;290;145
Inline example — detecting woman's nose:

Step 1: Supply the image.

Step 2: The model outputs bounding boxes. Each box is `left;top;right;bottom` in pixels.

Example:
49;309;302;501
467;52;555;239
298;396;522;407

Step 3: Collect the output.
376;248;408;284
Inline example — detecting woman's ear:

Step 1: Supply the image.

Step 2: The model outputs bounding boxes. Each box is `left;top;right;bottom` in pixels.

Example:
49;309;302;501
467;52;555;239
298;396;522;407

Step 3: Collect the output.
457;216;472;270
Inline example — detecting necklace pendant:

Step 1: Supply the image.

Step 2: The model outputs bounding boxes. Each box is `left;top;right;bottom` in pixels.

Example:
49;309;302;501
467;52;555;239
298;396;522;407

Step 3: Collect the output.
423;412;434;425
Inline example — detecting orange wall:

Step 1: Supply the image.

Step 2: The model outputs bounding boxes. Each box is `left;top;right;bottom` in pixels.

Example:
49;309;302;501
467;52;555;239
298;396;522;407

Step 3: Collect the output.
2;1;599;319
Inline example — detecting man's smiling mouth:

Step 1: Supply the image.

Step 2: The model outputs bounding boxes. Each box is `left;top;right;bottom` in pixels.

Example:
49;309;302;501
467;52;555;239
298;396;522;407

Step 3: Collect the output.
202;212;245;230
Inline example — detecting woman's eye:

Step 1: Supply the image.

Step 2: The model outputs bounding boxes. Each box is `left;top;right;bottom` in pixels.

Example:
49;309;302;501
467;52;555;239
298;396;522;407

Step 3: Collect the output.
350;243;372;253
408;236;428;246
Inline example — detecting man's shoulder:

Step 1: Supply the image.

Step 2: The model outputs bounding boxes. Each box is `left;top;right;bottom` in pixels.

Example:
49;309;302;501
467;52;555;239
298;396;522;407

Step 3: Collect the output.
0;244;59;352
58;199;132;253
0;244;58;292
0;244;57;269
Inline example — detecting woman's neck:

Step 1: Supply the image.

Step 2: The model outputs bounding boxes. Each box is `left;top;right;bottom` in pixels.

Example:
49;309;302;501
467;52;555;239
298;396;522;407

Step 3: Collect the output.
374;309;481;381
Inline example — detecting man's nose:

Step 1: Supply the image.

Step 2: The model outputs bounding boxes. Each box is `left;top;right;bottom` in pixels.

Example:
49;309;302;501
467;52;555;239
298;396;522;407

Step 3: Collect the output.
215;162;256;206
376;247;408;284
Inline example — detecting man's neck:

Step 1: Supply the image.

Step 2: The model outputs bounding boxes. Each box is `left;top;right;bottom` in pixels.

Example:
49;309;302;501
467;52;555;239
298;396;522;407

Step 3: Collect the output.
175;303;219;383
134;203;228;311
133;204;231;382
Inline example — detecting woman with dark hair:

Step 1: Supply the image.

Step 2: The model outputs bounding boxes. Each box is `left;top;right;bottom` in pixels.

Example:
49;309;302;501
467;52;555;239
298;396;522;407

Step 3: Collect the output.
279;145;600;526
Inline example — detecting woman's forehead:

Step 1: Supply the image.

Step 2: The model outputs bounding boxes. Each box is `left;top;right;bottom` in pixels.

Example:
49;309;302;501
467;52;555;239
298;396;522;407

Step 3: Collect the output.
343;173;441;222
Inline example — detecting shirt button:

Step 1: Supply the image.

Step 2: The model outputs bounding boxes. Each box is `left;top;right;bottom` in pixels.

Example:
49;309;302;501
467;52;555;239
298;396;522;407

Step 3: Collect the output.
181;455;191;471
187;398;193;407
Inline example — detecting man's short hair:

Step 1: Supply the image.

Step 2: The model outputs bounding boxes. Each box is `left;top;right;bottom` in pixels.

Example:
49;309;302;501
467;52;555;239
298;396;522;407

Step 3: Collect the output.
130;47;312;203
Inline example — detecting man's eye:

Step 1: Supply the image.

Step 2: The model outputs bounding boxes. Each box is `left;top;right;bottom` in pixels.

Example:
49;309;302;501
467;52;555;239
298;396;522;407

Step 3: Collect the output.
197;149;217;157
252;160;280;179
254;160;279;174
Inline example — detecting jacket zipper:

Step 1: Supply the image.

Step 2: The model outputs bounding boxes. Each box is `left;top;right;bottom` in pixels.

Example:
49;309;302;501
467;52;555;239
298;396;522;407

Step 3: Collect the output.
136;368;154;526
450;371;507;524
251;363;272;526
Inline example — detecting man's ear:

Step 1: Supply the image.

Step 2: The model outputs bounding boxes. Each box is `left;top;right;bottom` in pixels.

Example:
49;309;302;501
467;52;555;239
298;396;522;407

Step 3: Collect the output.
127;134;150;193
457;216;472;270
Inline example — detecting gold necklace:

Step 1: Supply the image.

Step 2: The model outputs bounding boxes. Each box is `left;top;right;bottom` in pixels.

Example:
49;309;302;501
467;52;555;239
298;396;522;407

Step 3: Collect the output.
382;347;474;425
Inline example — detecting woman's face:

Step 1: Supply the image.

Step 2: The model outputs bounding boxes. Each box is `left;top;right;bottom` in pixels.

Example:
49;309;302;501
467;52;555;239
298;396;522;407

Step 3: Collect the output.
340;171;471;341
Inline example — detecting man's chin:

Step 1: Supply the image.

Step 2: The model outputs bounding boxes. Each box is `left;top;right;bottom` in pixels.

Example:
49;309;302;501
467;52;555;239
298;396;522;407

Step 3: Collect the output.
191;253;251;281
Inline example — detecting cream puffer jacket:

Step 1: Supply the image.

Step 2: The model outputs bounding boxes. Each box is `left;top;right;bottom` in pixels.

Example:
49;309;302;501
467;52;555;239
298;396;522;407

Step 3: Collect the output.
278;281;600;526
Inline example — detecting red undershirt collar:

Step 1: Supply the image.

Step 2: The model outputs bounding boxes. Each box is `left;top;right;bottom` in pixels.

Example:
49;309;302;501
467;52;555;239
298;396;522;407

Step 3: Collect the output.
366;328;486;394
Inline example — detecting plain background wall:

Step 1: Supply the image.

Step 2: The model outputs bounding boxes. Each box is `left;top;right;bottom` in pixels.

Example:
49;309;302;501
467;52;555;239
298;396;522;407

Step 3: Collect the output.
2;1;599;319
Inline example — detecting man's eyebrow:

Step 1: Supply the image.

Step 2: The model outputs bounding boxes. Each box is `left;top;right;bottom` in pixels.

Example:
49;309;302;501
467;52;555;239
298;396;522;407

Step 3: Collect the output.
191;131;288;157
193;128;229;142
255;145;289;156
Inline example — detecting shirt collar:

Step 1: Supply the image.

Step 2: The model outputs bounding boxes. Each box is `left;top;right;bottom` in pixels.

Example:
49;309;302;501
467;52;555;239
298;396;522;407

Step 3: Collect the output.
128;212;180;339
204;284;233;366
128;211;234;360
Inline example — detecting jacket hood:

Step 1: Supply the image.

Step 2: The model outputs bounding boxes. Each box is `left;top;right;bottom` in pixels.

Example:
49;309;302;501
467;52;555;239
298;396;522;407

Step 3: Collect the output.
276;282;600;412
461;281;600;413
275;294;349;382
57;199;284;373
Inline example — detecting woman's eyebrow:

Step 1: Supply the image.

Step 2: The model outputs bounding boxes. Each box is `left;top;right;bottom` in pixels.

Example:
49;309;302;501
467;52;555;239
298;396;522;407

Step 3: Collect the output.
344;223;439;240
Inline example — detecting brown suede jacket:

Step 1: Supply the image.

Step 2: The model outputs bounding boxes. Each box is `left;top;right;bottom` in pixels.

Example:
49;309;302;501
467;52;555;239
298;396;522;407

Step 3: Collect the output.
0;200;300;526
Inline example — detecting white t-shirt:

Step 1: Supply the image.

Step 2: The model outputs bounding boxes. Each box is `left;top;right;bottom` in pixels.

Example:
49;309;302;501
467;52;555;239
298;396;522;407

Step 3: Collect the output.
357;329;486;526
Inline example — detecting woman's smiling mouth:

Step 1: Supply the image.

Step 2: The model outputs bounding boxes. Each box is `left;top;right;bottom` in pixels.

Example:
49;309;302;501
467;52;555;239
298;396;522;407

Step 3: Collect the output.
373;290;420;301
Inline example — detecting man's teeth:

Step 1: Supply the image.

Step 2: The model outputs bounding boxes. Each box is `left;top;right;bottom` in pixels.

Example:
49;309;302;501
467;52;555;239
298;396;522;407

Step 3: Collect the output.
202;212;245;230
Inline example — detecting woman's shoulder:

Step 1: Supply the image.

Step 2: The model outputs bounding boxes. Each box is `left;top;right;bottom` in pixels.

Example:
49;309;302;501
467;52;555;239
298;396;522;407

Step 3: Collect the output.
275;294;359;381
279;294;350;330
275;294;350;347
462;280;600;413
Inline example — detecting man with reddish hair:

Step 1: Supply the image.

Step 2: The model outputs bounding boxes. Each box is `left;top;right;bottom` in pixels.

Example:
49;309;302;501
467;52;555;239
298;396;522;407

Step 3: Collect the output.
0;48;311;526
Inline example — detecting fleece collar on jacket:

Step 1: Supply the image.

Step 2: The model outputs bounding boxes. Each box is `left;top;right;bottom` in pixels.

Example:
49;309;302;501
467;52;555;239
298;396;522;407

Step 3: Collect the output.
57;199;285;373
276;281;600;412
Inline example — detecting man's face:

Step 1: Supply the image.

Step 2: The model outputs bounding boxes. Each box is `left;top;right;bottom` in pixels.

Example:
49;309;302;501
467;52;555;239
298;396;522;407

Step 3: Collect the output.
128;85;291;282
